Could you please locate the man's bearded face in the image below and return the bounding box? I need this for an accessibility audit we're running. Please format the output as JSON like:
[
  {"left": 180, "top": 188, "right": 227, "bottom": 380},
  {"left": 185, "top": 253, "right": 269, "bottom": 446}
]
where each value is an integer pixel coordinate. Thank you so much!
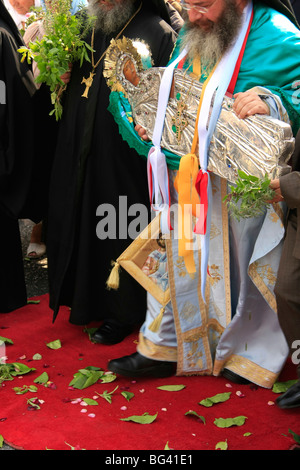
[
  {"left": 88, "top": 0, "right": 135, "bottom": 34},
  {"left": 181, "top": 0, "right": 243, "bottom": 68}
]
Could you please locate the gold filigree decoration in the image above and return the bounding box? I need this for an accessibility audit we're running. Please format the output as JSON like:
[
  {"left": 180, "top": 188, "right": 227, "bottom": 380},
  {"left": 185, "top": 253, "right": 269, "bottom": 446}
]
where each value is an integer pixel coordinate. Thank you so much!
[
  {"left": 251, "top": 261, "right": 276, "bottom": 286},
  {"left": 180, "top": 301, "right": 198, "bottom": 322},
  {"left": 208, "top": 264, "right": 223, "bottom": 286},
  {"left": 103, "top": 37, "right": 152, "bottom": 94}
]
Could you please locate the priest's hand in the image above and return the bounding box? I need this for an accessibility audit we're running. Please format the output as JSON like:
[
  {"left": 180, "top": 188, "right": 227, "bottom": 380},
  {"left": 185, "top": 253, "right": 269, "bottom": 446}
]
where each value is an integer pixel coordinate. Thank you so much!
[
  {"left": 269, "top": 179, "right": 284, "bottom": 203},
  {"left": 233, "top": 90, "right": 270, "bottom": 119},
  {"left": 135, "top": 124, "right": 150, "bottom": 141},
  {"left": 60, "top": 63, "right": 73, "bottom": 85}
]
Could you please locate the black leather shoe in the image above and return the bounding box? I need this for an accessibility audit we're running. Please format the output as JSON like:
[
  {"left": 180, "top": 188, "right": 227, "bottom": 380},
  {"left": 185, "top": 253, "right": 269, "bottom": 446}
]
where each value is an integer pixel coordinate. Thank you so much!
[
  {"left": 91, "top": 321, "right": 133, "bottom": 345},
  {"left": 276, "top": 380, "right": 300, "bottom": 409},
  {"left": 108, "top": 352, "right": 177, "bottom": 378},
  {"left": 222, "top": 368, "right": 251, "bottom": 385}
]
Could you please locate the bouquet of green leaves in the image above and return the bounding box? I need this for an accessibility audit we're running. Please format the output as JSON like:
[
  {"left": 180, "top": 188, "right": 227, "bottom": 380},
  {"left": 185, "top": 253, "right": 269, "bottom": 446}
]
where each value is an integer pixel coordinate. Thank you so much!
[
  {"left": 223, "top": 170, "right": 275, "bottom": 220},
  {"left": 18, "top": 0, "right": 95, "bottom": 120}
]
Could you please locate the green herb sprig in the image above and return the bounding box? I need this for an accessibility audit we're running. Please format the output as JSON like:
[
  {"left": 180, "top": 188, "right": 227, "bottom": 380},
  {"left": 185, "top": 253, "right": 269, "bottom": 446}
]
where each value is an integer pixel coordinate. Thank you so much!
[
  {"left": 18, "top": 0, "right": 95, "bottom": 120},
  {"left": 223, "top": 170, "right": 275, "bottom": 220}
]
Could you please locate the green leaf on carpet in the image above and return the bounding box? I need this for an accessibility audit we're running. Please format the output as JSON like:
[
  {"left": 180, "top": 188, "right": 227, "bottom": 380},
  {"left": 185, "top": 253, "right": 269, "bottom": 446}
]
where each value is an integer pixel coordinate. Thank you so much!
[
  {"left": 32, "top": 353, "right": 42, "bottom": 360},
  {"left": 121, "top": 391, "right": 134, "bottom": 402},
  {"left": 157, "top": 385, "right": 186, "bottom": 391},
  {"left": 11, "top": 363, "right": 36, "bottom": 376},
  {"left": 289, "top": 429, "right": 300, "bottom": 445},
  {"left": 272, "top": 380, "right": 298, "bottom": 394},
  {"left": 96, "top": 386, "right": 119, "bottom": 404},
  {"left": 100, "top": 372, "right": 117, "bottom": 383},
  {"left": 27, "top": 300, "right": 40, "bottom": 304},
  {"left": 199, "top": 392, "right": 231, "bottom": 407},
  {"left": 0, "top": 363, "right": 36, "bottom": 384},
  {"left": 120, "top": 412, "right": 158, "bottom": 424},
  {"left": 13, "top": 384, "right": 38, "bottom": 394},
  {"left": 46, "top": 339, "right": 62, "bottom": 350},
  {"left": 0, "top": 435, "right": 3, "bottom": 448},
  {"left": 34, "top": 372, "right": 49, "bottom": 384},
  {"left": 185, "top": 410, "right": 206, "bottom": 424},
  {"left": 69, "top": 367, "right": 104, "bottom": 390},
  {"left": 214, "top": 416, "right": 247, "bottom": 428},
  {"left": 0, "top": 336, "right": 13, "bottom": 345},
  {"left": 27, "top": 397, "right": 43, "bottom": 410},
  {"left": 215, "top": 440, "right": 228, "bottom": 450},
  {"left": 243, "top": 432, "right": 252, "bottom": 437},
  {"left": 82, "top": 398, "right": 98, "bottom": 406}
]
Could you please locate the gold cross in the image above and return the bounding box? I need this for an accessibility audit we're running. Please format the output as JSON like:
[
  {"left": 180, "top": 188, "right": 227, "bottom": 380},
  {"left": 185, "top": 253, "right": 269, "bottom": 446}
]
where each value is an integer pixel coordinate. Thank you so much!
[
  {"left": 81, "top": 72, "right": 95, "bottom": 98},
  {"left": 172, "top": 100, "right": 188, "bottom": 143}
]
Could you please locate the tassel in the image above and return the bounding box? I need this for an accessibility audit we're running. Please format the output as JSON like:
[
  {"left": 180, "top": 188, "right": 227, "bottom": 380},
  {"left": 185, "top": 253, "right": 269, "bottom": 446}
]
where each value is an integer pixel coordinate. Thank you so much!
[
  {"left": 106, "top": 261, "right": 120, "bottom": 290},
  {"left": 148, "top": 306, "right": 165, "bottom": 333}
]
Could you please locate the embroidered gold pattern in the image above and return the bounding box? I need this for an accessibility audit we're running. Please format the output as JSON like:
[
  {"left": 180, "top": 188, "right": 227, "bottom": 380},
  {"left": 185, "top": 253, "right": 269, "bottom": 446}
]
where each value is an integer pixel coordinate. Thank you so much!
[
  {"left": 179, "top": 301, "right": 198, "bottom": 322},
  {"left": 175, "top": 257, "right": 188, "bottom": 277},
  {"left": 209, "top": 222, "right": 221, "bottom": 240},
  {"left": 251, "top": 261, "right": 276, "bottom": 286},
  {"left": 213, "top": 354, "right": 279, "bottom": 388},
  {"left": 208, "top": 264, "right": 223, "bottom": 287}
]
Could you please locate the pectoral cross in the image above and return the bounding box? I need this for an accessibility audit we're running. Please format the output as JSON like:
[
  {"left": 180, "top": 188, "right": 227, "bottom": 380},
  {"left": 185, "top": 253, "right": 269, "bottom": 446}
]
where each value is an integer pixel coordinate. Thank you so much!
[
  {"left": 81, "top": 71, "right": 95, "bottom": 98},
  {"left": 172, "top": 99, "right": 188, "bottom": 143}
]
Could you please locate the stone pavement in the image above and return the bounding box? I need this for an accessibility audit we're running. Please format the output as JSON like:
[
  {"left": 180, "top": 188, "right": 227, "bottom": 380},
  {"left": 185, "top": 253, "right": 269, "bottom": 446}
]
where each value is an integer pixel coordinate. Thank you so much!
[{"left": 1, "top": 219, "right": 48, "bottom": 451}]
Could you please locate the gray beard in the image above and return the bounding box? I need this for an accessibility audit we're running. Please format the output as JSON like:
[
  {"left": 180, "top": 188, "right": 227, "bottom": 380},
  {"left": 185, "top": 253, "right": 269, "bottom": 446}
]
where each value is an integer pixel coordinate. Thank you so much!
[
  {"left": 88, "top": 0, "right": 136, "bottom": 35},
  {"left": 180, "top": 0, "right": 243, "bottom": 70}
]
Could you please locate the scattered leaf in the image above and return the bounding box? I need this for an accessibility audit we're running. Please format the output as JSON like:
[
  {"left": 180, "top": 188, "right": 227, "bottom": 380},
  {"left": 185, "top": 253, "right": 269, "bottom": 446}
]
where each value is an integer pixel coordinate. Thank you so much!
[
  {"left": 27, "top": 397, "right": 43, "bottom": 410},
  {"left": 13, "top": 385, "right": 38, "bottom": 395},
  {"left": 121, "top": 391, "right": 134, "bottom": 402},
  {"left": 46, "top": 339, "right": 62, "bottom": 350},
  {"left": 82, "top": 398, "right": 98, "bottom": 406},
  {"left": 0, "top": 435, "right": 3, "bottom": 448},
  {"left": 69, "top": 367, "right": 104, "bottom": 390},
  {"left": 289, "top": 429, "right": 300, "bottom": 445},
  {"left": 215, "top": 440, "right": 228, "bottom": 450},
  {"left": 214, "top": 416, "right": 247, "bottom": 428},
  {"left": 96, "top": 386, "right": 119, "bottom": 404},
  {"left": 0, "top": 336, "right": 13, "bottom": 345},
  {"left": 157, "top": 385, "right": 186, "bottom": 392},
  {"left": 27, "top": 300, "right": 40, "bottom": 304},
  {"left": 164, "top": 441, "right": 172, "bottom": 450},
  {"left": 100, "top": 372, "right": 117, "bottom": 383},
  {"left": 243, "top": 432, "right": 252, "bottom": 437},
  {"left": 32, "top": 354, "right": 42, "bottom": 360},
  {"left": 34, "top": 372, "right": 49, "bottom": 385},
  {"left": 199, "top": 392, "right": 231, "bottom": 407},
  {"left": 272, "top": 380, "right": 298, "bottom": 394},
  {"left": 120, "top": 412, "right": 158, "bottom": 424},
  {"left": 185, "top": 410, "right": 206, "bottom": 424}
]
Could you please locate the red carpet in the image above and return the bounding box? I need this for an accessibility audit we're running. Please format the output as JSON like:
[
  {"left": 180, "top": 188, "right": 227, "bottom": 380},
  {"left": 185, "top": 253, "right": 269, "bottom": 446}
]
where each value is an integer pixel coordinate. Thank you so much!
[{"left": 0, "top": 294, "right": 299, "bottom": 451}]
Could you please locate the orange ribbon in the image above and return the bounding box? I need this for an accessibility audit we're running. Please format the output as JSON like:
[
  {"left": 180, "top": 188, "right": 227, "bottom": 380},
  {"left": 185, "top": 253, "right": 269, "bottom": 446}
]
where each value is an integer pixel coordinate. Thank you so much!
[{"left": 174, "top": 59, "right": 217, "bottom": 273}]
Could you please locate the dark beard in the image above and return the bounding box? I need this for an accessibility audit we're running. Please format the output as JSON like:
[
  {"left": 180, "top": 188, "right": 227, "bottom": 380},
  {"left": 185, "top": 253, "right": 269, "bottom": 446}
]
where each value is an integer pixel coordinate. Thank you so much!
[
  {"left": 88, "top": 0, "right": 136, "bottom": 35},
  {"left": 181, "top": 0, "right": 243, "bottom": 69}
]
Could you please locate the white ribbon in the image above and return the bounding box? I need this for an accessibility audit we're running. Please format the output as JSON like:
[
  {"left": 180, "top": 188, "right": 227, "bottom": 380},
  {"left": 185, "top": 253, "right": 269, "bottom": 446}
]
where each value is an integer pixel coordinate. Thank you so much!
[
  {"left": 147, "top": 47, "right": 188, "bottom": 234},
  {"left": 197, "top": 1, "right": 253, "bottom": 300}
]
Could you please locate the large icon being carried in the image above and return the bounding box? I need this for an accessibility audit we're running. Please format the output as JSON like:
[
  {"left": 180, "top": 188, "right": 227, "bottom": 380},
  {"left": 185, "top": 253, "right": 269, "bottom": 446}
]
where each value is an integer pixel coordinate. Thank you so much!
[{"left": 104, "top": 37, "right": 294, "bottom": 183}]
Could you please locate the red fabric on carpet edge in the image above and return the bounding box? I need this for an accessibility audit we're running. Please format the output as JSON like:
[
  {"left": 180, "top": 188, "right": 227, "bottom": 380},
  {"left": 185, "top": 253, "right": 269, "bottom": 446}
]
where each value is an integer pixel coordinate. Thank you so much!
[{"left": 0, "top": 294, "right": 299, "bottom": 451}]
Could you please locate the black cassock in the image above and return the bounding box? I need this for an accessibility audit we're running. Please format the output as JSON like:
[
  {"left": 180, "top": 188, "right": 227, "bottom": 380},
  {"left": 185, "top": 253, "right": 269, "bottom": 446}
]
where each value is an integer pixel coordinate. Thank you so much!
[
  {"left": 47, "top": 2, "right": 176, "bottom": 326},
  {"left": 0, "top": 1, "right": 56, "bottom": 312}
]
